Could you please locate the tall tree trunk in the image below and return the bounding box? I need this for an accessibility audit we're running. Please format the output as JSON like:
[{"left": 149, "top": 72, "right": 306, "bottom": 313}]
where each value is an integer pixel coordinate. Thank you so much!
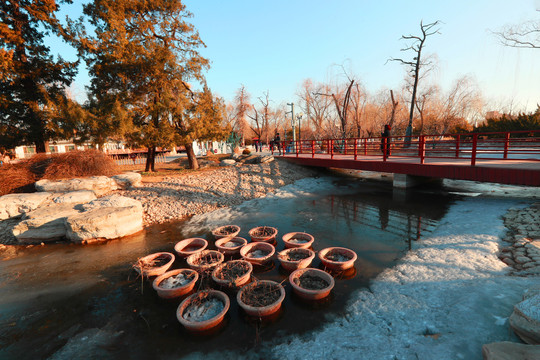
[
  {"left": 185, "top": 143, "right": 199, "bottom": 170},
  {"left": 145, "top": 146, "right": 156, "bottom": 172},
  {"left": 35, "top": 140, "right": 47, "bottom": 153}
]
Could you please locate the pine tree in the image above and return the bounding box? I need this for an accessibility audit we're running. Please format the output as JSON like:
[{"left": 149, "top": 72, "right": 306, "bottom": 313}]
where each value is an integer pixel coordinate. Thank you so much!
[
  {"left": 75, "top": 0, "right": 212, "bottom": 171},
  {"left": 0, "top": 0, "right": 77, "bottom": 153}
]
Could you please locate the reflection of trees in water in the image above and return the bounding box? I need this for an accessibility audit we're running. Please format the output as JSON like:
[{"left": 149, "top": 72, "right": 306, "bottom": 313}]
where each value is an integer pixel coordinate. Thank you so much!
[{"left": 324, "top": 195, "right": 438, "bottom": 247}]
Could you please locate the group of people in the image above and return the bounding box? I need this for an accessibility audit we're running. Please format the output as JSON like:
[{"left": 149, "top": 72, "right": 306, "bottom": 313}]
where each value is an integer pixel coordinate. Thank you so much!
[{"left": 252, "top": 133, "right": 282, "bottom": 155}]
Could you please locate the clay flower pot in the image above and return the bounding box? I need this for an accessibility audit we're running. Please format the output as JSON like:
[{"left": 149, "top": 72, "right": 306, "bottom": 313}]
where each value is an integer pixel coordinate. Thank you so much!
[
  {"left": 282, "top": 232, "right": 314, "bottom": 249},
  {"left": 186, "top": 250, "right": 224, "bottom": 271},
  {"left": 240, "top": 242, "right": 275, "bottom": 266},
  {"left": 152, "top": 268, "right": 198, "bottom": 299},
  {"left": 289, "top": 268, "right": 335, "bottom": 300},
  {"left": 237, "top": 280, "right": 286, "bottom": 317},
  {"left": 215, "top": 237, "right": 248, "bottom": 255},
  {"left": 212, "top": 225, "right": 241, "bottom": 239},
  {"left": 174, "top": 238, "right": 208, "bottom": 258},
  {"left": 177, "top": 290, "right": 230, "bottom": 332},
  {"left": 278, "top": 248, "right": 315, "bottom": 272},
  {"left": 318, "top": 247, "right": 357, "bottom": 271},
  {"left": 133, "top": 252, "right": 175, "bottom": 277},
  {"left": 212, "top": 260, "right": 253, "bottom": 288},
  {"left": 248, "top": 226, "right": 278, "bottom": 243}
]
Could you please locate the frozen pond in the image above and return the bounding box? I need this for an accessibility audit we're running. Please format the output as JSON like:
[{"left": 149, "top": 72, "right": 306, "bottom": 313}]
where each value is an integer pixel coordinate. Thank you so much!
[{"left": 1, "top": 174, "right": 465, "bottom": 359}]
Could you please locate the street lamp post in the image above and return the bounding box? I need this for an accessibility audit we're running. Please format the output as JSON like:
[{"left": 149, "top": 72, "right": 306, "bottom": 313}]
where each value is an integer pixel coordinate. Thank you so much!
[{"left": 287, "top": 102, "right": 295, "bottom": 151}]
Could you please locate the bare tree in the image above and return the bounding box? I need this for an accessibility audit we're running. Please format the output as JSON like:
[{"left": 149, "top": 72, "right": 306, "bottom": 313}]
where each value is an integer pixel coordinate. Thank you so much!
[
  {"left": 349, "top": 82, "right": 368, "bottom": 137},
  {"left": 389, "top": 20, "right": 441, "bottom": 140},
  {"left": 494, "top": 17, "right": 540, "bottom": 49},
  {"left": 297, "top": 79, "right": 334, "bottom": 138},
  {"left": 233, "top": 85, "right": 251, "bottom": 145},
  {"left": 247, "top": 90, "right": 273, "bottom": 145}
]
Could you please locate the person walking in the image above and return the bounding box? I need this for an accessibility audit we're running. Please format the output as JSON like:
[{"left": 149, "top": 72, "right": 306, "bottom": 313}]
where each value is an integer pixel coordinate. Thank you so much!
[
  {"left": 381, "top": 124, "right": 391, "bottom": 157},
  {"left": 274, "top": 133, "right": 281, "bottom": 155}
]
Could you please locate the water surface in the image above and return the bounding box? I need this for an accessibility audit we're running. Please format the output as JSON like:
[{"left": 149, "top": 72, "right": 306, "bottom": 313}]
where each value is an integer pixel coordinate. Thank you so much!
[{"left": 0, "top": 175, "right": 457, "bottom": 359}]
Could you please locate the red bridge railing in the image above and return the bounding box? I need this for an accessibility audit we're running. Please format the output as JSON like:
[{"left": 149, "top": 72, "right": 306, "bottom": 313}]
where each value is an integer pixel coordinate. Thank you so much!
[{"left": 277, "top": 130, "right": 540, "bottom": 165}]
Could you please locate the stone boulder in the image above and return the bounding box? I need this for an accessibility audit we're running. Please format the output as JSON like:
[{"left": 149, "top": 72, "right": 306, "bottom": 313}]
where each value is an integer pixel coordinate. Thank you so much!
[
  {"left": 0, "top": 192, "right": 53, "bottom": 220},
  {"left": 509, "top": 287, "right": 540, "bottom": 344},
  {"left": 35, "top": 176, "right": 118, "bottom": 196},
  {"left": 52, "top": 190, "right": 97, "bottom": 204},
  {"left": 12, "top": 203, "right": 82, "bottom": 244},
  {"left": 65, "top": 195, "right": 143, "bottom": 243},
  {"left": 220, "top": 159, "right": 236, "bottom": 167},
  {"left": 111, "top": 172, "right": 142, "bottom": 189},
  {"left": 482, "top": 341, "right": 540, "bottom": 360}
]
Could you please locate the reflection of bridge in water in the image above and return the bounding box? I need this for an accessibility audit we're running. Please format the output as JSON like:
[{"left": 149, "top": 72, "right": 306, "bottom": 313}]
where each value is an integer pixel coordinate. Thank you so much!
[
  {"left": 325, "top": 194, "right": 439, "bottom": 251},
  {"left": 278, "top": 130, "right": 540, "bottom": 187}
]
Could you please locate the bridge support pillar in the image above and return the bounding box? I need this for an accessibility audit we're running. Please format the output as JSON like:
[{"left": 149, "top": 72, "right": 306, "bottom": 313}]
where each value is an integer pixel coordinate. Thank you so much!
[{"left": 393, "top": 174, "right": 442, "bottom": 189}]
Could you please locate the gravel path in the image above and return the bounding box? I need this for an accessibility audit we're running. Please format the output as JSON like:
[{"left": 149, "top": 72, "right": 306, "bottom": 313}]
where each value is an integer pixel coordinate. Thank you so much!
[{"left": 118, "top": 159, "right": 318, "bottom": 225}]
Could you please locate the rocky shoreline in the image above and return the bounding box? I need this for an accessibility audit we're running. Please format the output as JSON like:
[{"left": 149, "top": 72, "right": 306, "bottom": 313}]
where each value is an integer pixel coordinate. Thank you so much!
[
  {"left": 118, "top": 158, "right": 318, "bottom": 225},
  {"left": 0, "top": 158, "right": 318, "bottom": 246}
]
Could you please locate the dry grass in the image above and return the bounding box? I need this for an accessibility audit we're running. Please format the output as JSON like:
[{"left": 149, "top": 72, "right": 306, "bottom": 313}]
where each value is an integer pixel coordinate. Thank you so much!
[{"left": 0, "top": 150, "right": 120, "bottom": 196}]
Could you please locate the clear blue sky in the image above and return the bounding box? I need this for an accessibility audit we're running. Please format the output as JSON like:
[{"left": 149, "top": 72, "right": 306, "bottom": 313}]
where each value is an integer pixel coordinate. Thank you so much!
[{"left": 55, "top": 0, "right": 540, "bottom": 112}]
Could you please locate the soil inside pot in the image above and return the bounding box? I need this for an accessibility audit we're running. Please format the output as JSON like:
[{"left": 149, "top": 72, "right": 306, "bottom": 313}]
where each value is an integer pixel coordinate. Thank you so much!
[
  {"left": 294, "top": 274, "right": 330, "bottom": 290},
  {"left": 215, "top": 226, "right": 238, "bottom": 235},
  {"left": 325, "top": 251, "right": 352, "bottom": 262},
  {"left": 160, "top": 272, "right": 195, "bottom": 289},
  {"left": 136, "top": 254, "right": 170, "bottom": 270},
  {"left": 251, "top": 226, "right": 275, "bottom": 237},
  {"left": 193, "top": 253, "right": 221, "bottom": 266},
  {"left": 183, "top": 295, "right": 225, "bottom": 322},
  {"left": 247, "top": 249, "right": 269, "bottom": 258},
  {"left": 215, "top": 262, "right": 250, "bottom": 281},
  {"left": 280, "top": 250, "right": 309, "bottom": 262},
  {"left": 241, "top": 283, "right": 281, "bottom": 307}
]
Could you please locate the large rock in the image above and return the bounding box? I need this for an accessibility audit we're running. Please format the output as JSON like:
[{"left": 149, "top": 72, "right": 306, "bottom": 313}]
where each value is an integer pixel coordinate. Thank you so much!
[
  {"left": 509, "top": 288, "right": 540, "bottom": 344},
  {"left": 35, "top": 176, "right": 118, "bottom": 196},
  {"left": 482, "top": 341, "right": 540, "bottom": 360},
  {"left": 220, "top": 159, "right": 236, "bottom": 166},
  {"left": 65, "top": 195, "right": 143, "bottom": 243},
  {"left": 111, "top": 172, "right": 142, "bottom": 189},
  {"left": 52, "top": 190, "right": 97, "bottom": 204},
  {"left": 12, "top": 203, "right": 81, "bottom": 244},
  {"left": 0, "top": 192, "right": 53, "bottom": 220}
]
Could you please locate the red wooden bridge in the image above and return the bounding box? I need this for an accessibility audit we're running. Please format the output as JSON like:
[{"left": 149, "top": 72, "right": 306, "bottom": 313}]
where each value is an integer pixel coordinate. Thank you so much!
[{"left": 276, "top": 130, "right": 540, "bottom": 187}]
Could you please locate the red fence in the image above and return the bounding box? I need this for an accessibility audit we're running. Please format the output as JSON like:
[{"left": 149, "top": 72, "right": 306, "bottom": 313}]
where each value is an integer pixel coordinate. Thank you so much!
[{"left": 278, "top": 130, "right": 540, "bottom": 165}]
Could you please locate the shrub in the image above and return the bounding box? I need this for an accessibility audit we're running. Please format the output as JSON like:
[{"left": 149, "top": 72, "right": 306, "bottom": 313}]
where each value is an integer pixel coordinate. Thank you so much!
[{"left": 0, "top": 150, "right": 120, "bottom": 196}]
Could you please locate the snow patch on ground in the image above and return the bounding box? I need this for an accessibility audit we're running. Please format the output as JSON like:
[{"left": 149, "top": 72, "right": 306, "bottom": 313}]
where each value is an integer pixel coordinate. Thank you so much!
[{"left": 266, "top": 197, "right": 538, "bottom": 360}]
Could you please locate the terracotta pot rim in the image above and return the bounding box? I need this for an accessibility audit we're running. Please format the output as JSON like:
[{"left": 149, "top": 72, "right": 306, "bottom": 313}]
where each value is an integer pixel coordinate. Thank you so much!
[
  {"left": 186, "top": 250, "right": 225, "bottom": 270},
  {"left": 282, "top": 232, "right": 315, "bottom": 248},
  {"left": 215, "top": 237, "right": 248, "bottom": 253},
  {"left": 153, "top": 268, "right": 198, "bottom": 290},
  {"left": 176, "top": 290, "right": 230, "bottom": 330},
  {"left": 152, "top": 268, "right": 199, "bottom": 298},
  {"left": 237, "top": 280, "right": 286, "bottom": 314},
  {"left": 133, "top": 252, "right": 175, "bottom": 277},
  {"left": 289, "top": 268, "right": 335, "bottom": 294},
  {"left": 278, "top": 248, "right": 315, "bottom": 264},
  {"left": 212, "top": 260, "right": 253, "bottom": 285},
  {"left": 212, "top": 225, "right": 241, "bottom": 239},
  {"left": 248, "top": 226, "right": 278, "bottom": 241},
  {"left": 240, "top": 242, "right": 275, "bottom": 264},
  {"left": 318, "top": 247, "right": 358, "bottom": 264},
  {"left": 174, "top": 238, "right": 209, "bottom": 257}
]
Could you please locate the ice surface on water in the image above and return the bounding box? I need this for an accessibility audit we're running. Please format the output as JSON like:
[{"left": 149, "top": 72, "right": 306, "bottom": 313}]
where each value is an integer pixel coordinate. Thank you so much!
[{"left": 265, "top": 197, "right": 539, "bottom": 360}]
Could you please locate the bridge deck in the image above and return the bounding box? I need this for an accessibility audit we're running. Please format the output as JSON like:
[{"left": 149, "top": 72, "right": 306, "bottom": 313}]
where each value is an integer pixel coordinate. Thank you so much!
[{"left": 278, "top": 153, "right": 540, "bottom": 187}]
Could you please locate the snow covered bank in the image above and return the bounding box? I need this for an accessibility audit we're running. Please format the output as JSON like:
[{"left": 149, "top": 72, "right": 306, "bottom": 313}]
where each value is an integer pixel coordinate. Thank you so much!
[{"left": 269, "top": 197, "right": 538, "bottom": 360}]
